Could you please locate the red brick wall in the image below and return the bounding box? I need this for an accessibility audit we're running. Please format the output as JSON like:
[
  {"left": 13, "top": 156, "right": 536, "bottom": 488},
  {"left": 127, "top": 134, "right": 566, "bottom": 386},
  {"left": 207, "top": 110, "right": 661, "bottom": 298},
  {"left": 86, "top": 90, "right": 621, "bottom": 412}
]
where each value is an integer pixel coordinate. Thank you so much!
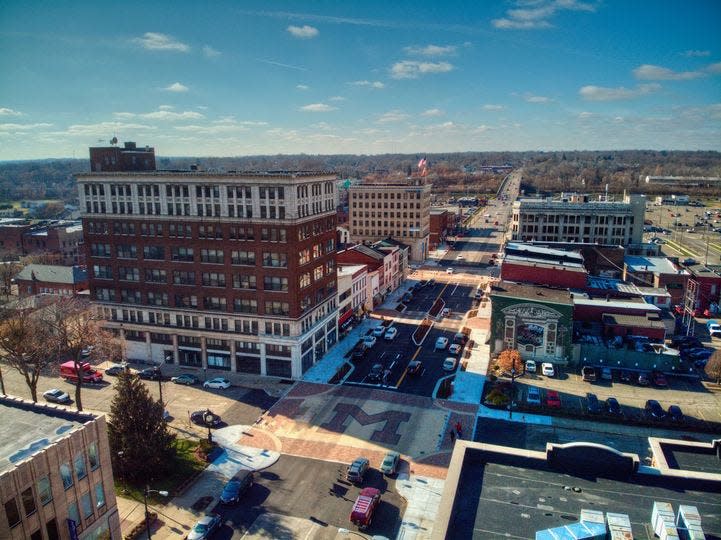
[
  {"left": 573, "top": 302, "right": 658, "bottom": 322},
  {"left": 501, "top": 261, "right": 588, "bottom": 289},
  {"left": 16, "top": 278, "right": 88, "bottom": 298}
]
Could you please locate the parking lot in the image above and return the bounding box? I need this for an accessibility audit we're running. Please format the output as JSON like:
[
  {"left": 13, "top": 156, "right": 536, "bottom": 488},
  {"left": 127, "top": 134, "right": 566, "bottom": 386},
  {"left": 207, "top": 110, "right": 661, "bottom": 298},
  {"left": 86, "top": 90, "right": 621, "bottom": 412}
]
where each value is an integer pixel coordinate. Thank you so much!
[{"left": 343, "top": 279, "right": 479, "bottom": 396}]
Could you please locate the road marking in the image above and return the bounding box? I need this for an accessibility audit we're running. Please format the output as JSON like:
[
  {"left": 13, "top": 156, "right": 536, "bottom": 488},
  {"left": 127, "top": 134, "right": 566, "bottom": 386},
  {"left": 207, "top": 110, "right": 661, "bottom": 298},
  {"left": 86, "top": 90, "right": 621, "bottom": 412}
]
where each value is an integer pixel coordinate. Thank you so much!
[
  {"left": 379, "top": 351, "right": 386, "bottom": 359},
  {"left": 389, "top": 361, "right": 396, "bottom": 370}
]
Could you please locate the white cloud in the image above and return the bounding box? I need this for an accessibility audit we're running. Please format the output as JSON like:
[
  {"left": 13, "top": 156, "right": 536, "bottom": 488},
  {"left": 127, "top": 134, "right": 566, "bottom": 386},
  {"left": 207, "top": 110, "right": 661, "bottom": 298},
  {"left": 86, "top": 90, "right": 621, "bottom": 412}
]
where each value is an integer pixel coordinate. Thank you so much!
[
  {"left": 376, "top": 110, "right": 409, "bottom": 123},
  {"left": 493, "top": 0, "right": 596, "bottom": 30},
  {"left": 579, "top": 83, "right": 660, "bottom": 101},
  {"left": 296, "top": 84, "right": 310, "bottom": 90},
  {"left": 287, "top": 25, "right": 319, "bottom": 39},
  {"left": 633, "top": 64, "right": 703, "bottom": 81},
  {"left": 299, "top": 103, "right": 337, "bottom": 112},
  {"left": 578, "top": 111, "right": 595, "bottom": 119},
  {"left": 483, "top": 104, "right": 505, "bottom": 111},
  {"left": 59, "top": 122, "right": 154, "bottom": 136},
  {"left": 0, "top": 122, "right": 53, "bottom": 131},
  {"left": 132, "top": 32, "right": 189, "bottom": 52},
  {"left": 164, "top": 82, "right": 189, "bottom": 92},
  {"left": 114, "top": 109, "right": 204, "bottom": 120},
  {"left": 390, "top": 61, "right": 453, "bottom": 79},
  {"left": 524, "top": 94, "right": 551, "bottom": 103},
  {"left": 158, "top": 105, "right": 174, "bottom": 111},
  {"left": 203, "top": 45, "right": 221, "bottom": 58},
  {"left": 682, "top": 50, "right": 710, "bottom": 57},
  {"left": 349, "top": 80, "right": 385, "bottom": 89},
  {"left": 329, "top": 96, "right": 346, "bottom": 101},
  {"left": 706, "top": 62, "right": 721, "bottom": 74},
  {"left": 0, "top": 107, "right": 23, "bottom": 116},
  {"left": 421, "top": 108, "right": 444, "bottom": 117},
  {"left": 404, "top": 44, "right": 456, "bottom": 56}
]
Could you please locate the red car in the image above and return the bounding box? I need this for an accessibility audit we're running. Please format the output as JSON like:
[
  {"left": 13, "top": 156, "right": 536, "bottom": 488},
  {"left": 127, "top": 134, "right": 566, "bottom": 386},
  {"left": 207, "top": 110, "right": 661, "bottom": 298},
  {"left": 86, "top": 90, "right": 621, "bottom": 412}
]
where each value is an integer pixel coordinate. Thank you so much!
[
  {"left": 546, "top": 390, "right": 561, "bottom": 408},
  {"left": 350, "top": 487, "right": 381, "bottom": 529},
  {"left": 652, "top": 371, "right": 668, "bottom": 387}
]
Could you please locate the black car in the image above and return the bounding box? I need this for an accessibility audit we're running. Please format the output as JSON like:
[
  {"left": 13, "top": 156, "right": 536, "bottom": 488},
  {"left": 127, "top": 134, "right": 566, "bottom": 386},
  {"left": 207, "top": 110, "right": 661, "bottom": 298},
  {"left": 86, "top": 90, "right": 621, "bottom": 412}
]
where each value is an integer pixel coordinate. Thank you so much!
[
  {"left": 138, "top": 367, "right": 162, "bottom": 380},
  {"left": 645, "top": 399, "right": 665, "bottom": 419},
  {"left": 407, "top": 360, "right": 423, "bottom": 375},
  {"left": 606, "top": 397, "right": 622, "bottom": 416},
  {"left": 346, "top": 457, "right": 370, "bottom": 483},
  {"left": 367, "top": 363, "right": 383, "bottom": 382},
  {"left": 619, "top": 370, "right": 632, "bottom": 383},
  {"left": 190, "top": 409, "right": 222, "bottom": 427},
  {"left": 219, "top": 470, "right": 253, "bottom": 504},
  {"left": 667, "top": 405, "right": 684, "bottom": 422},
  {"left": 586, "top": 393, "right": 601, "bottom": 414},
  {"left": 351, "top": 343, "right": 368, "bottom": 362}
]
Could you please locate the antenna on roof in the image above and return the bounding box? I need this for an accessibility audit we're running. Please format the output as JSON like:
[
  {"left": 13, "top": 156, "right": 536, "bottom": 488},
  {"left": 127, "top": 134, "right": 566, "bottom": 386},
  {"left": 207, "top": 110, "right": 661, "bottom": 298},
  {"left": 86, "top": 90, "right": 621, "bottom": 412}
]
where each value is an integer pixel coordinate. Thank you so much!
[{"left": 110, "top": 136, "right": 118, "bottom": 146}]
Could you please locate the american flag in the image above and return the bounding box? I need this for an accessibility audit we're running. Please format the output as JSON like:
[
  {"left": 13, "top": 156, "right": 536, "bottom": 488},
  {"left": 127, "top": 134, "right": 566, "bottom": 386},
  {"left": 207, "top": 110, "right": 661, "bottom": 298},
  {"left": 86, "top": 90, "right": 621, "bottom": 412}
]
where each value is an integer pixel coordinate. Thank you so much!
[{"left": 417, "top": 158, "right": 427, "bottom": 170}]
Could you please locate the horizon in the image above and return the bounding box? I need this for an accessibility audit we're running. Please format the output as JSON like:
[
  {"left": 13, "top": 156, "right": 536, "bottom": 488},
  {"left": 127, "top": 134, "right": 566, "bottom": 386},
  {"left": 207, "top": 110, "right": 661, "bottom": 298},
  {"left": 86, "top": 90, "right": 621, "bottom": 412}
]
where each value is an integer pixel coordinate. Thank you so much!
[{"left": 1, "top": 1, "right": 720, "bottom": 160}]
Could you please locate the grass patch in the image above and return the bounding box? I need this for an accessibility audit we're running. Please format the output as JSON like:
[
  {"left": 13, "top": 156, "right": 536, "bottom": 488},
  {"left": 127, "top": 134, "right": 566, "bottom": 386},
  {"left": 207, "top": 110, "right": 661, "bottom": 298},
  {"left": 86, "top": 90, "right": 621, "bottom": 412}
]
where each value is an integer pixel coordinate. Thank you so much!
[{"left": 114, "top": 439, "right": 207, "bottom": 503}]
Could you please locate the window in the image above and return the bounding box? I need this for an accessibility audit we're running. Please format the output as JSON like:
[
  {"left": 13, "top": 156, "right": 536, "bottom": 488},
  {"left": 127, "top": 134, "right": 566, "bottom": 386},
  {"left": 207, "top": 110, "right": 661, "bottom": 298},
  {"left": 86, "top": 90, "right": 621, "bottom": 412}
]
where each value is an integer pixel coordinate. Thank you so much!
[
  {"left": 171, "top": 247, "right": 194, "bottom": 262},
  {"left": 173, "top": 271, "right": 195, "bottom": 285},
  {"left": 202, "top": 272, "right": 226, "bottom": 287},
  {"left": 201, "top": 249, "right": 224, "bottom": 264},
  {"left": 298, "top": 249, "right": 310, "bottom": 265},
  {"left": 4, "top": 498, "right": 20, "bottom": 528},
  {"left": 143, "top": 245, "right": 165, "bottom": 260},
  {"left": 265, "top": 301, "right": 290, "bottom": 316},
  {"left": 21, "top": 487, "right": 36, "bottom": 516},
  {"left": 174, "top": 294, "right": 197, "bottom": 308},
  {"left": 60, "top": 463, "right": 73, "bottom": 489},
  {"left": 80, "top": 492, "right": 93, "bottom": 519},
  {"left": 262, "top": 252, "right": 287, "bottom": 268},
  {"left": 118, "top": 267, "right": 139, "bottom": 282},
  {"left": 30, "top": 530, "right": 42, "bottom": 540},
  {"left": 145, "top": 269, "right": 167, "bottom": 283},
  {"left": 75, "top": 452, "right": 87, "bottom": 480},
  {"left": 67, "top": 501, "right": 80, "bottom": 526},
  {"left": 264, "top": 276, "right": 288, "bottom": 291},
  {"left": 116, "top": 244, "right": 137, "bottom": 259},
  {"left": 299, "top": 273, "right": 311, "bottom": 289},
  {"left": 91, "top": 243, "right": 111, "bottom": 257},
  {"left": 203, "top": 297, "right": 227, "bottom": 311},
  {"left": 233, "top": 298, "right": 257, "bottom": 314},
  {"left": 231, "top": 250, "right": 255, "bottom": 265},
  {"left": 46, "top": 518, "right": 60, "bottom": 540},
  {"left": 233, "top": 274, "right": 256, "bottom": 290},
  {"left": 88, "top": 442, "right": 99, "bottom": 470},
  {"left": 93, "top": 265, "right": 112, "bottom": 279},
  {"left": 37, "top": 477, "right": 52, "bottom": 505}
]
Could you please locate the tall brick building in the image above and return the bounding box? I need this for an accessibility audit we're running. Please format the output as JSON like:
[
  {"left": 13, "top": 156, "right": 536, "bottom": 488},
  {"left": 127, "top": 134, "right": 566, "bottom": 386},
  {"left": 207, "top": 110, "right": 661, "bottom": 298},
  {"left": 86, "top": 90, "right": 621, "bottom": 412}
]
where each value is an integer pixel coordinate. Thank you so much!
[{"left": 77, "top": 144, "right": 339, "bottom": 379}]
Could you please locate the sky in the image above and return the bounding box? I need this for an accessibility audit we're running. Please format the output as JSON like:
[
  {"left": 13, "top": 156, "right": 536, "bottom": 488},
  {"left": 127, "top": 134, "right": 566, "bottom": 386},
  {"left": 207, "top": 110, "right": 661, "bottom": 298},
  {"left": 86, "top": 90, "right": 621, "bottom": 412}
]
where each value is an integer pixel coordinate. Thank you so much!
[{"left": 1, "top": 0, "right": 720, "bottom": 160}]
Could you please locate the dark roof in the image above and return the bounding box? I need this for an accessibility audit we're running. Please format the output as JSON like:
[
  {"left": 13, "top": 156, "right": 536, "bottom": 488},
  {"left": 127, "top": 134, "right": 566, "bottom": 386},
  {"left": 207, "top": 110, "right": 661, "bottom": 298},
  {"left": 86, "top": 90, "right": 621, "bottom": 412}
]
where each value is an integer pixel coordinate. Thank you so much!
[
  {"left": 349, "top": 244, "right": 387, "bottom": 261},
  {"left": 490, "top": 281, "right": 573, "bottom": 305},
  {"left": 374, "top": 237, "right": 409, "bottom": 250},
  {"left": 15, "top": 264, "right": 88, "bottom": 284},
  {"left": 601, "top": 313, "right": 667, "bottom": 329}
]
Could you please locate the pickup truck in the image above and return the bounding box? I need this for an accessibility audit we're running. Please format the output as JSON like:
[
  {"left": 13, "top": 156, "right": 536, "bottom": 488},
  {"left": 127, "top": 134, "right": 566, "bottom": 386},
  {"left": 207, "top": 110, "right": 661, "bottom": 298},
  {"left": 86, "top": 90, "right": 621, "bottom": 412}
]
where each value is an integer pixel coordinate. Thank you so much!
[{"left": 350, "top": 487, "right": 381, "bottom": 529}]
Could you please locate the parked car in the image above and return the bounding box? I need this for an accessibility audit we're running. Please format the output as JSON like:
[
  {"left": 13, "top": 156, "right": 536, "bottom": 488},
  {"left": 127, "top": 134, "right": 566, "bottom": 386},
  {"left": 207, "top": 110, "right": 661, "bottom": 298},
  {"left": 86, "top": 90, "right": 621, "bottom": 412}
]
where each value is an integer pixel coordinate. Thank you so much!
[
  {"left": 384, "top": 327, "right": 398, "bottom": 341},
  {"left": 407, "top": 360, "right": 423, "bottom": 375},
  {"left": 190, "top": 410, "right": 222, "bottom": 427},
  {"left": 349, "top": 487, "right": 381, "bottom": 530},
  {"left": 187, "top": 514, "right": 221, "bottom": 540},
  {"left": 586, "top": 393, "right": 601, "bottom": 414},
  {"left": 581, "top": 366, "right": 596, "bottom": 382},
  {"left": 351, "top": 343, "right": 369, "bottom": 362},
  {"left": 219, "top": 470, "right": 253, "bottom": 504},
  {"left": 541, "top": 363, "right": 555, "bottom": 377},
  {"left": 546, "top": 390, "right": 561, "bottom": 408},
  {"left": 606, "top": 397, "right": 622, "bottom": 416},
  {"left": 448, "top": 344, "right": 462, "bottom": 355},
  {"left": 171, "top": 373, "right": 199, "bottom": 385},
  {"left": 667, "top": 405, "right": 684, "bottom": 422},
  {"left": 138, "top": 367, "right": 163, "bottom": 381},
  {"left": 681, "top": 258, "right": 697, "bottom": 266},
  {"left": 203, "top": 377, "right": 231, "bottom": 389},
  {"left": 442, "top": 307, "right": 451, "bottom": 317},
  {"left": 671, "top": 335, "right": 701, "bottom": 348},
  {"left": 652, "top": 371, "right": 668, "bottom": 387},
  {"left": 367, "top": 364, "right": 384, "bottom": 382},
  {"left": 105, "top": 363, "right": 129, "bottom": 376},
  {"left": 363, "top": 335, "right": 377, "bottom": 348},
  {"left": 346, "top": 457, "right": 370, "bottom": 483},
  {"left": 453, "top": 332, "right": 467, "bottom": 344},
  {"left": 435, "top": 337, "right": 449, "bottom": 350},
  {"left": 43, "top": 388, "right": 71, "bottom": 404},
  {"left": 685, "top": 348, "right": 714, "bottom": 361},
  {"left": 372, "top": 325, "right": 386, "bottom": 338},
  {"left": 645, "top": 399, "right": 665, "bottom": 419},
  {"left": 525, "top": 360, "right": 537, "bottom": 373},
  {"left": 637, "top": 372, "right": 650, "bottom": 386},
  {"left": 379, "top": 451, "right": 400, "bottom": 475},
  {"left": 526, "top": 386, "right": 541, "bottom": 405},
  {"left": 446, "top": 267, "right": 454, "bottom": 274},
  {"left": 442, "top": 357, "right": 458, "bottom": 371}
]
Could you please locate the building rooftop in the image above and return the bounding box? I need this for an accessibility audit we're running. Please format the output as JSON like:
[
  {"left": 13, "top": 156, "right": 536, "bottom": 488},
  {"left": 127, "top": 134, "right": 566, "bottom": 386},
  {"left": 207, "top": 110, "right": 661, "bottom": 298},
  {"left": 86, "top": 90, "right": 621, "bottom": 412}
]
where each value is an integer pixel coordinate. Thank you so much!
[
  {"left": 602, "top": 312, "right": 667, "bottom": 329},
  {"left": 0, "top": 397, "right": 94, "bottom": 474},
  {"left": 337, "top": 264, "right": 367, "bottom": 276},
  {"left": 504, "top": 255, "right": 586, "bottom": 271},
  {"left": 573, "top": 297, "right": 660, "bottom": 311},
  {"left": 687, "top": 265, "right": 721, "bottom": 279},
  {"left": 77, "top": 170, "right": 337, "bottom": 179},
  {"left": 434, "top": 440, "right": 721, "bottom": 540},
  {"left": 490, "top": 281, "right": 573, "bottom": 305},
  {"left": 625, "top": 256, "right": 684, "bottom": 275},
  {"left": 15, "top": 264, "right": 88, "bottom": 285},
  {"left": 505, "top": 242, "right": 585, "bottom": 263}
]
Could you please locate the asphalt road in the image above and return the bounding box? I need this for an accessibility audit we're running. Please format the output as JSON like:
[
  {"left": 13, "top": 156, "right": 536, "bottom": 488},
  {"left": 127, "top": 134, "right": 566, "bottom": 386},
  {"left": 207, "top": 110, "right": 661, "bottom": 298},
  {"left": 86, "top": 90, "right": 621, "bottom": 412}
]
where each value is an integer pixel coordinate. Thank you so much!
[{"left": 211, "top": 454, "right": 406, "bottom": 540}]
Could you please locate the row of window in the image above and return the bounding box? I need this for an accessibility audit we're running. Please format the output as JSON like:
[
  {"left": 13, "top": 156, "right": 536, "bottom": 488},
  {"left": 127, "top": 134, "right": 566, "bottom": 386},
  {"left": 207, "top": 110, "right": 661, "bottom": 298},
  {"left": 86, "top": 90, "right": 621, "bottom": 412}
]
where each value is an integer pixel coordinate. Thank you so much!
[
  {"left": 90, "top": 245, "right": 297, "bottom": 267},
  {"left": 351, "top": 190, "right": 423, "bottom": 199}
]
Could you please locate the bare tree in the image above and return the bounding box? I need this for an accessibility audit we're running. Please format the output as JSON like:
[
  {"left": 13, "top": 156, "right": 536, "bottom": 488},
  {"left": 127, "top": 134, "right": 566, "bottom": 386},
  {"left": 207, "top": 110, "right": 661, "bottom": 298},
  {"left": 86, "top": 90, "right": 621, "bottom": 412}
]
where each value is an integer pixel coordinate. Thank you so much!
[
  {"left": 0, "top": 307, "right": 54, "bottom": 402},
  {"left": 42, "top": 297, "right": 117, "bottom": 411},
  {"left": 0, "top": 262, "right": 22, "bottom": 300},
  {"left": 705, "top": 350, "right": 721, "bottom": 385}
]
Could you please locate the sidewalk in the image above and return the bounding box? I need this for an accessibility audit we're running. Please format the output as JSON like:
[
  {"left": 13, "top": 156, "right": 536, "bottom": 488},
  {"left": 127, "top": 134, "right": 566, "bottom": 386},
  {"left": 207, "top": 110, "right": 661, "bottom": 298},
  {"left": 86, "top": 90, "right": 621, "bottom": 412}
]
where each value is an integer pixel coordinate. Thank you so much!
[{"left": 395, "top": 473, "right": 445, "bottom": 540}]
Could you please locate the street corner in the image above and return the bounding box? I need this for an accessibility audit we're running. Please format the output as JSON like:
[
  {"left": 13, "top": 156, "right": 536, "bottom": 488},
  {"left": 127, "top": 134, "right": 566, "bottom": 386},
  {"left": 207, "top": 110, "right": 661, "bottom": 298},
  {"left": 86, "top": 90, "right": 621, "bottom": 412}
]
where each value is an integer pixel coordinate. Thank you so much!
[{"left": 211, "top": 424, "right": 282, "bottom": 472}]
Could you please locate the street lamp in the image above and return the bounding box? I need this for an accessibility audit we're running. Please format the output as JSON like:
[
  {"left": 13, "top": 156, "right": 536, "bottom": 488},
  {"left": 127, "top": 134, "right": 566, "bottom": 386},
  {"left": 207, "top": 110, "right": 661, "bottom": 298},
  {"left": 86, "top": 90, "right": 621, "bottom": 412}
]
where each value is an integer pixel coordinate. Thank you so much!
[
  {"left": 508, "top": 367, "right": 517, "bottom": 419},
  {"left": 203, "top": 409, "right": 215, "bottom": 442},
  {"left": 143, "top": 486, "right": 168, "bottom": 540}
]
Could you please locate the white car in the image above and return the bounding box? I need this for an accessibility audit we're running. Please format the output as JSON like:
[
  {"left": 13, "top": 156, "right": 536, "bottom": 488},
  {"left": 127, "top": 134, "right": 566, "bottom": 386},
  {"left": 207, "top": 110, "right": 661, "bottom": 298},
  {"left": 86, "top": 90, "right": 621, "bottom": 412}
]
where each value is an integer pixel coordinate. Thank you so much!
[
  {"left": 456, "top": 255, "right": 464, "bottom": 260},
  {"left": 442, "top": 308, "right": 451, "bottom": 317},
  {"left": 363, "top": 335, "right": 377, "bottom": 348},
  {"left": 525, "top": 360, "right": 537, "bottom": 373},
  {"left": 384, "top": 327, "right": 398, "bottom": 341},
  {"left": 541, "top": 363, "right": 555, "bottom": 377},
  {"left": 435, "top": 337, "right": 449, "bottom": 350},
  {"left": 446, "top": 267, "right": 454, "bottom": 274},
  {"left": 442, "top": 357, "right": 458, "bottom": 371},
  {"left": 372, "top": 325, "right": 386, "bottom": 337},
  {"left": 449, "top": 344, "right": 462, "bottom": 355},
  {"left": 203, "top": 377, "right": 231, "bottom": 389}
]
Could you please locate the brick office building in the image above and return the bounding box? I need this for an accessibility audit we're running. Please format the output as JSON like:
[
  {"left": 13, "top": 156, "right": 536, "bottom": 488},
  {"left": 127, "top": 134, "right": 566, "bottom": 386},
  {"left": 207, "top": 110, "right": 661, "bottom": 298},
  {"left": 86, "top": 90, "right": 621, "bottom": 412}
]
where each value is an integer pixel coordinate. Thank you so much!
[
  {"left": 14, "top": 264, "right": 89, "bottom": 298},
  {"left": 0, "top": 221, "right": 84, "bottom": 265},
  {"left": 77, "top": 144, "right": 339, "bottom": 379}
]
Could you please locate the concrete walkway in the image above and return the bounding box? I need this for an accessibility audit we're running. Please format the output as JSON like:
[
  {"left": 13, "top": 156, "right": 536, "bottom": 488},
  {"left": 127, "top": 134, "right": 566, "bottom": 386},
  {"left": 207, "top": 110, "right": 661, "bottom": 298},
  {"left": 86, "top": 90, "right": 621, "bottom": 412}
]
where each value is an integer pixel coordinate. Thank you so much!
[{"left": 395, "top": 473, "right": 445, "bottom": 540}]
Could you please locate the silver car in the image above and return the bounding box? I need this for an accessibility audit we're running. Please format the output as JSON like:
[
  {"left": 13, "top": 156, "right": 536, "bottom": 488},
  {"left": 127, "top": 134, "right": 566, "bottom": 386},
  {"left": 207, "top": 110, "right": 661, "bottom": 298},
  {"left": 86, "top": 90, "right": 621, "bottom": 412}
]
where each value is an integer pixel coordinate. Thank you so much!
[{"left": 187, "top": 514, "right": 221, "bottom": 540}]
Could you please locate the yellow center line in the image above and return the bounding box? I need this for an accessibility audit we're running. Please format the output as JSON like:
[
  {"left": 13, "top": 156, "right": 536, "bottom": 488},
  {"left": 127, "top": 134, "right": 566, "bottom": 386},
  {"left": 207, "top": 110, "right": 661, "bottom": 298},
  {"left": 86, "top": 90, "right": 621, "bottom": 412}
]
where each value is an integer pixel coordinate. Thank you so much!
[{"left": 394, "top": 281, "right": 451, "bottom": 388}]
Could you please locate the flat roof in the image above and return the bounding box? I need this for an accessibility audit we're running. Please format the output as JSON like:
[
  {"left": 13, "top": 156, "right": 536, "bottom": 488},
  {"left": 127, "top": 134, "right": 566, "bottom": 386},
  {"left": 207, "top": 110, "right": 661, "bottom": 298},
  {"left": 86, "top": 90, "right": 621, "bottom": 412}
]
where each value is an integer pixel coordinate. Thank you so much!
[
  {"left": 602, "top": 313, "right": 667, "bottom": 328},
  {"left": 337, "top": 264, "right": 366, "bottom": 275},
  {"left": 448, "top": 459, "right": 721, "bottom": 539},
  {"left": 625, "top": 256, "right": 682, "bottom": 275},
  {"left": 504, "top": 255, "right": 586, "bottom": 271},
  {"left": 0, "top": 398, "right": 93, "bottom": 474},
  {"left": 574, "top": 297, "right": 660, "bottom": 311},
  {"left": 505, "top": 242, "right": 584, "bottom": 262},
  {"left": 490, "top": 281, "right": 573, "bottom": 305}
]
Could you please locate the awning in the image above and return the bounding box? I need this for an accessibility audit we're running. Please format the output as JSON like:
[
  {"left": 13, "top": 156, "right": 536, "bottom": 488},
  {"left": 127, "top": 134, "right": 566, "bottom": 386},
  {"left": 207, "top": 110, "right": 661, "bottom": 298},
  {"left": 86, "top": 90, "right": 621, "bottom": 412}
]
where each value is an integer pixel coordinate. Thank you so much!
[
  {"left": 338, "top": 309, "right": 354, "bottom": 325},
  {"left": 340, "top": 318, "right": 354, "bottom": 331}
]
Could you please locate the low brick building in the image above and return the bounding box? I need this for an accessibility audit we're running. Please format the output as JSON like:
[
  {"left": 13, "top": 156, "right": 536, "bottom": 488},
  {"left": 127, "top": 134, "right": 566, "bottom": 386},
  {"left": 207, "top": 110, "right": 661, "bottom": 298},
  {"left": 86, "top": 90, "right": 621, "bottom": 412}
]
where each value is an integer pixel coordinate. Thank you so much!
[
  {"left": 14, "top": 264, "right": 89, "bottom": 298},
  {"left": 430, "top": 209, "right": 453, "bottom": 250}
]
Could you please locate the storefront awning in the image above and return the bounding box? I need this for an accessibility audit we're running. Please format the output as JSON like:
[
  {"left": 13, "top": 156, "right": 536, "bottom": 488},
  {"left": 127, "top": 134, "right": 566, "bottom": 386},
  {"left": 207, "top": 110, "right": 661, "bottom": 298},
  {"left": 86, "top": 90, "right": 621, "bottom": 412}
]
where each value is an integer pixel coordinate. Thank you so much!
[{"left": 338, "top": 309, "right": 354, "bottom": 325}]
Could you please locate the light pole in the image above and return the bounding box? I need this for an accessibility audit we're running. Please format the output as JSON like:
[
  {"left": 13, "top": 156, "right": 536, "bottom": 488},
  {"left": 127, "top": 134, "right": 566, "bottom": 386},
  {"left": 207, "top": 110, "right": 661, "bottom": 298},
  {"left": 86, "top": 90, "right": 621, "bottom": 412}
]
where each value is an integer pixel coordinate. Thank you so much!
[
  {"left": 508, "top": 367, "right": 517, "bottom": 420},
  {"left": 143, "top": 486, "right": 168, "bottom": 540},
  {"left": 203, "top": 409, "right": 215, "bottom": 443}
]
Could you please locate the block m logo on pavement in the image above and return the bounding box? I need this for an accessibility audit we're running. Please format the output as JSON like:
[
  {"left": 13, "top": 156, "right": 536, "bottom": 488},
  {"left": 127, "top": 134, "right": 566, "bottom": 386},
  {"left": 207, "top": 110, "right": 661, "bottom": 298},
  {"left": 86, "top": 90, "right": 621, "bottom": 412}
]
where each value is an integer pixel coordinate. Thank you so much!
[{"left": 321, "top": 403, "right": 411, "bottom": 445}]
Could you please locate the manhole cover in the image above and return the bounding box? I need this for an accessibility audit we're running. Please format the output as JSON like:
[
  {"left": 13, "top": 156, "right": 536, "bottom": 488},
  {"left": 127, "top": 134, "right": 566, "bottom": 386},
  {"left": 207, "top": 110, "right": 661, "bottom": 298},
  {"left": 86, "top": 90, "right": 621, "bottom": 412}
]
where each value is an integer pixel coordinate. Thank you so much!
[{"left": 191, "top": 496, "right": 213, "bottom": 512}]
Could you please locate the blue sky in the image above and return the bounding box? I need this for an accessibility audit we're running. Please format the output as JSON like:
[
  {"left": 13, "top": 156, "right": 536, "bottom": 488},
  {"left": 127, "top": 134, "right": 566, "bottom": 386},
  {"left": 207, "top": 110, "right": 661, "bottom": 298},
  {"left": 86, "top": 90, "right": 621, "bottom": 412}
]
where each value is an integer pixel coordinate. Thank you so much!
[{"left": 1, "top": 0, "right": 720, "bottom": 159}]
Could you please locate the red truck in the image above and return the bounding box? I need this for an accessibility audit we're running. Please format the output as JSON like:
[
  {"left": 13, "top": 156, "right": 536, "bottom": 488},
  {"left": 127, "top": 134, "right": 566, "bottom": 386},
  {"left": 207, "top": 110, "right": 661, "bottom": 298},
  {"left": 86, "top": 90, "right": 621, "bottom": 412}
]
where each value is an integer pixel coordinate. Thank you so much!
[
  {"left": 350, "top": 487, "right": 381, "bottom": 529},
  {"left": 60, "top": 361, "right": 103, "bottom": 383}
]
